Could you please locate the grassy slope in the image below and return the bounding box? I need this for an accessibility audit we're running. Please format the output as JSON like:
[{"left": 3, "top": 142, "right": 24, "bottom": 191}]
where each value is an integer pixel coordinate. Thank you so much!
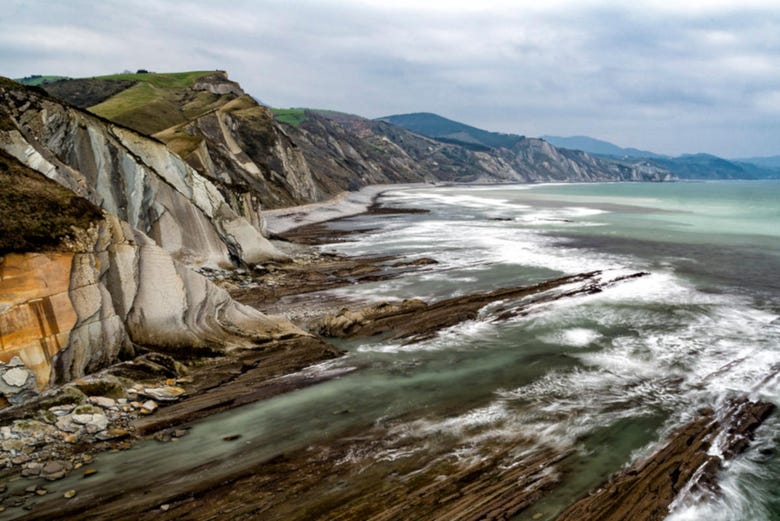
[
  {"left": 14, "top": 75, "right": 69, "bottom": 86},
  {"left": 271, "top": 108, "right": 309, "bottom": 127},
  {"left": 0, "top": 150, "right": 103, "bottom": 253},
  {"left": 87, "top": 71, "right": 225, "bottom": 135},
  {"left": 379, "top": 112, "right": 524, "bottom": 149}
]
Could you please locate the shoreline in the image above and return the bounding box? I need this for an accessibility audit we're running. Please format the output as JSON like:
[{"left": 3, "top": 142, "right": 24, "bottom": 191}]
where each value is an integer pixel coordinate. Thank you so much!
[
  {"left": 0, "top": 186, "right": 775, "bottom": 520},
  {"left": 263, "top": 183, "right": 432, "bottom": 235}
]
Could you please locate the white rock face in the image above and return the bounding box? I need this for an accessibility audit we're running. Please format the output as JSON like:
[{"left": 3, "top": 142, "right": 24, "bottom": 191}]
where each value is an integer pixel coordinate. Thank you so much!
[
  {"left": 0, "top": 85, "right": 285, "bottom": 267},
  {"left": 1, "top": 84, "right": 311, "bottom": 391},
  {"left": 2, "top": 368, "right": 29, "bottom": 387},
  {"left": 52, "top": 215, "right": 303, "bottom": 384}
]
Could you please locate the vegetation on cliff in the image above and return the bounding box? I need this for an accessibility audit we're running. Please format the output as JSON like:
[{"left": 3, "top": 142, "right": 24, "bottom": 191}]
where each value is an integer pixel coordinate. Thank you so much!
[{"left": 0, "top": 150, "right": 102, "bottom": 253}]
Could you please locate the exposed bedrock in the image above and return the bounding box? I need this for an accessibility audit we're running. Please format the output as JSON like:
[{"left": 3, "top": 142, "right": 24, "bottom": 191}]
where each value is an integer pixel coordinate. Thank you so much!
[
  {"left": 0, "top": 81, "right": 285, "bottom": 267},
  {"left": 315, "top": 271, "right": 649, "bottom": 343},
  {"left": 557, "top": 399, "right": 775, "bottom": 521},
  {"left": 0, "top": 205, "right": 306, "bottom": 394}
]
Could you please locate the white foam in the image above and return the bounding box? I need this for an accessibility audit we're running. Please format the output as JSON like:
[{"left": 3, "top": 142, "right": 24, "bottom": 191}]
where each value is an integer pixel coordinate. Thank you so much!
[
  {"left": 541, "top": 328, "right": 602, "bottom": 348},
  {"left": 325, "top": 185, "right": 780, "bottom": 509}
]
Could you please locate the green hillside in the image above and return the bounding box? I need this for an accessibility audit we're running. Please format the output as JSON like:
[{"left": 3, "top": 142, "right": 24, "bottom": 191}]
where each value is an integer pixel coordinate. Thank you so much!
[
  {"left": 378, "top": 112, "right": 524, "bottom": 149},
  {"left": 40, "top": 71, "right": 233, "bottom": 135},
  {"left": 272, "top": 108, "right": 309, "bottom": 127},
  {"left": 14, "top": 75, "right": 69, "bottom": 86}
]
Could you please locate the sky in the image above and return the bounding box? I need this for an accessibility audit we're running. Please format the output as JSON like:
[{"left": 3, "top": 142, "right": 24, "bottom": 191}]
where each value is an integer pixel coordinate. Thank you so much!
[{"left": 2, "top": 0, "right": 779, "bottom": 157}]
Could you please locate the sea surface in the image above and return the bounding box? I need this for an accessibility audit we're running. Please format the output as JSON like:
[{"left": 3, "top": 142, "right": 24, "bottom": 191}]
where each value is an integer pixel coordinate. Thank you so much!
[
  {"left": 17, "top": 181, "right": 780, "bottom": 520},
  {"left": 319, "top": 180, "right": 780, "bottom": 520}
]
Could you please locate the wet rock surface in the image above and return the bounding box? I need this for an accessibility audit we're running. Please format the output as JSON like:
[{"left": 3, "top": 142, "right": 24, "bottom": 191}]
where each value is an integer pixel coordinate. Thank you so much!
[
  {"left": 557, "top": 399, "right": 776, "bottom": 521},
  {"left": 0, "top": 205, "right": 774, "bottom": 520},
  {"left": 314, "top": 271, "right": 650, "bottom": 343}
]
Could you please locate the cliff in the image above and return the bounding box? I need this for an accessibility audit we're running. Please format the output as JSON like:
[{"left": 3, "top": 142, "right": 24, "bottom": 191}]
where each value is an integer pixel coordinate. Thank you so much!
[
  {"left": 40, "top": 72, "right": 671, "bottom": 219},
  {"left": 0, "top": 86, "right": 306, "bottom": 397},
  {"left": 0, "top": 77, "right": 284, "bottom": 268}
]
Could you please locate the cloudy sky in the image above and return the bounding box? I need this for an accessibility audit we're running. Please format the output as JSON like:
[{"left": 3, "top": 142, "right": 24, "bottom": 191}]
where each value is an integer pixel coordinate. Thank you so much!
[{"left": 2, "top": 0, "right": 779, "bottom": 157}]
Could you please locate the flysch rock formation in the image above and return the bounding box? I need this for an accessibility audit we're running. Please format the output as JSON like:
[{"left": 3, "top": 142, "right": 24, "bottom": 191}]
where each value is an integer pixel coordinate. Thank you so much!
[
  {"left": 153, "top": 94, "right": 322, "bottom": 227},
  {"left": 42, "top": 71, "right": 672, "bottom": 224},
  {"left": 0, "top": 93, "right": 306, "bottom": 399},
  {"left": 0, "top": 78, "right": 285, "bottom": 268}
]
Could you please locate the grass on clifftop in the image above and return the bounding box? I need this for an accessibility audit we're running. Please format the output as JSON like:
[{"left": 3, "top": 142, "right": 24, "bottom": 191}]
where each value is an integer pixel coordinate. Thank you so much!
[
  {"left": 272, "top": 108, "right": 309, "bottom": 127},
  {"left": 0, "top": 150, "right": 103, "bottom": 253},
  {"left": 14, "top": 75, "right": 69, "bottom": 86},
  {"left": 88, "top": 71, "right": 230, "bottom": 135},
  {"left": 91, "top": 71, "right": 214, "bottom": 88}
]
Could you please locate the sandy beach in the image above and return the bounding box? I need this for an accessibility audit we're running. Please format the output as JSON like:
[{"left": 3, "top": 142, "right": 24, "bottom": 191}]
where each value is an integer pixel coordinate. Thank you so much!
[{"left": 263, "top": 183, "right": 432, "bottom": 234}]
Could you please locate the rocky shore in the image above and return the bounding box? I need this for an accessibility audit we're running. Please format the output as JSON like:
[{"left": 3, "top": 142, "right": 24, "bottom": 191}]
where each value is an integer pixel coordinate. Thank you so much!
[{"left": 0, "top": 196, "right": 774, "bottom": 520}]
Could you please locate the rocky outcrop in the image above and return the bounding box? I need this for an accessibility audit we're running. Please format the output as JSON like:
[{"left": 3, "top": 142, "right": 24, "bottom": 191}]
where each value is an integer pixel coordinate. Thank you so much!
[
  {"left": 314, "top": 271, "right": 649, "bottom": 343},
  {"left": 558, "top": 399, "right": 775, "bottom": 521},
  {"left": 0, "top": 146, "right": 307, "bottom": 393},
  {"left": 0, "top": 78, "right": 284, "bottom": 267},
  {"left": 154, "top": 96, "right": 321, "bottom": 224},
  {"left": 191, "top": 71, "right": 245, "bottom": 96},
  {"left": 0, "top": 253, "right": 77, "bottom": 388},
  {"left": 55, "top": 214, "right": 303, "bottom": 385}
]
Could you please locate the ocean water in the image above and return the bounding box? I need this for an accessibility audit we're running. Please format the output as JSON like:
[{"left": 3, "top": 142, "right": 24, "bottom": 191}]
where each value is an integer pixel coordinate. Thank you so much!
[
  {"left": 15, "top": 181, "right": 779, "bottom": 519},
  {"left": 321, "top": 180, "right": 780, "bottom": 520}
]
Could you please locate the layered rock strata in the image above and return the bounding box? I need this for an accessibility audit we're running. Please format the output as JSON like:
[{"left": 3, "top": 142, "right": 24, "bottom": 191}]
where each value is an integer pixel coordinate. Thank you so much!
[
  {"left": 0, "top": 139, "right": 305, "bottom": 392},
  {"left": 0, "top": 78, "right": 283, "bottom": 267}
]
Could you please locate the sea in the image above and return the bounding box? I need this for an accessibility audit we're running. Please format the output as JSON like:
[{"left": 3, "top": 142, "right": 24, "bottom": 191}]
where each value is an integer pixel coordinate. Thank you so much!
[
  {"left": 15, "top": 180, "right": 779, "bottom": 520},
  {"left": 317, "top": 180, "right": 780, "bottom": 520}
]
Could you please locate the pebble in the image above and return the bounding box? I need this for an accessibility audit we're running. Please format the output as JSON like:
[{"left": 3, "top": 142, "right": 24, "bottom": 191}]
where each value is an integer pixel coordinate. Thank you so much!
[
  {"left": 42, "top": 460, "right": 67, "bottom": 481},
  {"left": 223, "top": 434, "right": 241, "bottom": 441},
  {"left": 64, "top": 489, "right": 76, "bottom": 499},
  {"left": 140, "top": 400, "right": 158, "bottom": 415},
  {"left": 35, "top": 488, "right": 47, "bottom": 496},
  {"left": 2, "top": 439, "right": 25, "bottom": 452},
  {"left": 532, "top": 514, "right": 543, "bottom": 520},
  {"left": 142, "top": 386, "right": 185, "bottom": 402},
  {"left": 160, "top": 504, "right": 170, "bottom": 511},
  {"left": 89, "top": 396, "right": 116, "bottom": 409},
  {"left": 95, "top": 428, "right": 129, "bottom": 441},
  {"left": 12, "top": 454, "right": 30, "bottom": 465},
  {"left": 83, "top": 468, "right": 97, "bottom": 477}
]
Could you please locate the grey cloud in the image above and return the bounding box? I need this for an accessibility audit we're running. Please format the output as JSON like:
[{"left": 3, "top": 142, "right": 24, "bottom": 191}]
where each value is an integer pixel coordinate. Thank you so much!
[{"left": 1, "top": 0, "right": 779, "bottom": 156}]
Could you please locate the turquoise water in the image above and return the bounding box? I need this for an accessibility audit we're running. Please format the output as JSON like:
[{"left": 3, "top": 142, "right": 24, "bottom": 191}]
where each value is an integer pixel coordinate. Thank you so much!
[
  {"left": 11, "top": 181, "right": 779, "bottom": 520},
  {"left": 328, "top": 180, "right": 780, "bottom": 520}
]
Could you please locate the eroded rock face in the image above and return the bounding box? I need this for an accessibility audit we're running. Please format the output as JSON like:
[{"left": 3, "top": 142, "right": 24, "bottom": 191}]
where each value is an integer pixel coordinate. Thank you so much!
[
  {"left": 0, "top": 82, "right": 284, "bottom": 267},
  {"left": 154, "top": 96, "right": 322, "bottom": 216},
  {"left": 0, "top": 253, "right": 77, "bottom": 388},
  {"left": 0, "top": 201, "right": 305, "bottom": 392},
  {"left": 53, "top": 215, "right": 303, "bottom": 385}
]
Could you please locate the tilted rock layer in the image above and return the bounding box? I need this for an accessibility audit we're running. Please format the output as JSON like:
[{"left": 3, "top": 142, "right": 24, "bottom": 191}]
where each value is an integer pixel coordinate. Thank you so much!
[
  {"left": 0, "top": 78, "right": 284, "bottom": 267},
  {"left": 0, "top": 88, "right": 305, "bottom": 395}
]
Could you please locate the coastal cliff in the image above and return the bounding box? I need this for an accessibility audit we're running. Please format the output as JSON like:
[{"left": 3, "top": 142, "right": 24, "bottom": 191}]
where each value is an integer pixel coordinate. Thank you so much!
[
  {"left": 0, "top": 77, "right": 284, "bottom": 268},
  {"left": 39, "top": 71, "right": 672, "bottom": 220},
  {"left": 0, "top": 111, "right": 305, "bottom": 394}
]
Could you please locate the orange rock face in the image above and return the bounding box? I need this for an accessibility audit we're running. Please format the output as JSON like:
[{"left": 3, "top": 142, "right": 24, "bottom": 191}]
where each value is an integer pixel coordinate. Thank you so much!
[{"left": 0, "top": 253, "right": 76, "bottom": 388}]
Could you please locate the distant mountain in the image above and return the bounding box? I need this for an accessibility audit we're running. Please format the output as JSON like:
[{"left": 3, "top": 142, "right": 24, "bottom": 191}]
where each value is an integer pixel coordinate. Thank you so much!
[
  {"left": 733, "top": 155, "right": 780, "bottom": 169},
  {"left": 542, "top": 135, "right": 779, "bottom": 179},
  {"left": 378, "top": 112, "right": 524, "bottom": 149},
  {"left": 650, "top": 154, "right": 757, "bottom": 180},
  {"left": 540, "top": 135, "right": 666, "bottom": 159}
]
